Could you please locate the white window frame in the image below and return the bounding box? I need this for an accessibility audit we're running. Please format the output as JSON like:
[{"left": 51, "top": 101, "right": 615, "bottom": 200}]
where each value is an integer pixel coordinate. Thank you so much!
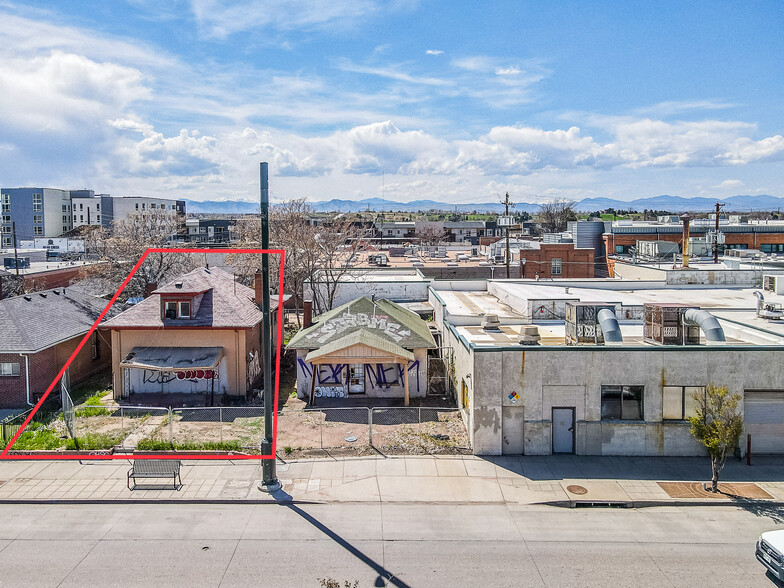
[
  {"left": 0, "top": 362, "right": 20, "bottom": 376},
  {"left": 551, "top": 258, "right": 562, "bottom": 276}
]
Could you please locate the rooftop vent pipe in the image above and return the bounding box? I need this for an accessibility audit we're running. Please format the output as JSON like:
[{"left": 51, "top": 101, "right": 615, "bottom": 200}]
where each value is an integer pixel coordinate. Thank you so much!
[
  {"left": 683, "top": 308, "right": 725, "bottom": 342},
  {"left": 596, "top": 308, "right": 623, "bottom": 344},
  {"left": 519, "top": 325, "right": 541, "bottom": 345},
  {"left": 481, "top": 314, "right": 502, "bottom": 331},
  {"left": 754, "top": 290, "right": 764, "bottom": 314}
]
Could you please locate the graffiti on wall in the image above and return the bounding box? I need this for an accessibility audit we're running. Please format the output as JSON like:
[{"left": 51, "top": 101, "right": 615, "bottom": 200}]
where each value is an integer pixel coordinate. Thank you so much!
[
  {"left": 297, "top": 359, "right": 421, "bottom": 393},
  {"left": 142, "top": 369, "right": 218, "bottom": 384},
  {"left": 303, "top": 311, "right": 412, "bottom": 344},
  {"left": 247, "top": 351, "right": 260, "bottom": 389}
]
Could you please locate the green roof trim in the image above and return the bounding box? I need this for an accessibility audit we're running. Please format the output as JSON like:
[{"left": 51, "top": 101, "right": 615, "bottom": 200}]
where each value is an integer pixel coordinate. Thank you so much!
[
  {"left": 305, "top": 330, "right": 414, "bottom": 363},
  {"left": 288, "top": 297, "right": 436, "bottom": 350}
]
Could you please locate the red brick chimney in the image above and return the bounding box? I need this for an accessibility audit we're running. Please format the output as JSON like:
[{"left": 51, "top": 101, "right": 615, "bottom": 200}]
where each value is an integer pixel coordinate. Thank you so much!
[
  {"left": 254, "top": 271, "right": 263, "bottom": 304},
  {"left": 303, "top": 299, "right": 313, "bottom": 328},
  {"left": 144, "top": 282, "right": 158, "bottom": 298}
]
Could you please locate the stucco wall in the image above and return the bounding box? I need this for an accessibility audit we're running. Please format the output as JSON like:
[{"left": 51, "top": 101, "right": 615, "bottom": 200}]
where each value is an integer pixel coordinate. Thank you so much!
[
  {"left": 109, "top": 328, "right": 248, "bottom": 399},
  {"left": 295, "top": 347, "right": 429, "bottom": 400},
  {"left": 469, "top": 347, "right": 784, "bottom": 457}
]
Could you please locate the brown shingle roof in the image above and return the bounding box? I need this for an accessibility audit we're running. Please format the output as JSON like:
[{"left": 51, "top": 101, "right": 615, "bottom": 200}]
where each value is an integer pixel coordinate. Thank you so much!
[{"left": 103, "top": 266, "right": 274, "bottom": 329}]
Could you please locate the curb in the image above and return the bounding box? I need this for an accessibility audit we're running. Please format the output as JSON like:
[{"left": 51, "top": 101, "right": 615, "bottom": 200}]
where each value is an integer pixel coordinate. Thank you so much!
[{"left": 541, "top": 498, "right": 784, "bottom": 509}]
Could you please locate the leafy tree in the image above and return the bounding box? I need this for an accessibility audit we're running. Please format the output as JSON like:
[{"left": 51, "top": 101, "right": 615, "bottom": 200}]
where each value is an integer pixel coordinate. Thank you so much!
[{"left": 688, "top": 384, "right": 743, "bottom": 493}]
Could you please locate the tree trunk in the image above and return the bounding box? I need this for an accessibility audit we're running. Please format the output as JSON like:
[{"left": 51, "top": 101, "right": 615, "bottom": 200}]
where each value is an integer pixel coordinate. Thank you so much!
[{"left": 711, "top": 459, "right": 719, "bottom": 493}]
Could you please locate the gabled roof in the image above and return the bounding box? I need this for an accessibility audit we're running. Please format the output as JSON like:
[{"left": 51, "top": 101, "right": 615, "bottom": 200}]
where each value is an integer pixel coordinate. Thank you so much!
[
  {"left": 305, "top": 330, "right": 414, "bottom": 363},
  {"left": 0, "top": 288, "right": 124, "bottom": 353},
  {"left": 288, "top": 297, "right": 436, "bottom": 350},
  {"left": 103, "top": 266, "right": 273, "bottom": 329}
]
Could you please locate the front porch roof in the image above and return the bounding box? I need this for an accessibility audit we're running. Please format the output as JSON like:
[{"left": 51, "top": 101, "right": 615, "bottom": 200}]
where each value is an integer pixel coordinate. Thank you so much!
[
  {"left": 304, "top": 330, "right": 414, "bottom": 364},
  {"left": 119, "top": 346, "right": 224, "bottom": 371}
]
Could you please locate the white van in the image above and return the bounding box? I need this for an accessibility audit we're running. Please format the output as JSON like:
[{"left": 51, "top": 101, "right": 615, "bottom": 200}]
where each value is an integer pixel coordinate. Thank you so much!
[{"left": 757, "top": 530, "right": 784, "bottom": 580}]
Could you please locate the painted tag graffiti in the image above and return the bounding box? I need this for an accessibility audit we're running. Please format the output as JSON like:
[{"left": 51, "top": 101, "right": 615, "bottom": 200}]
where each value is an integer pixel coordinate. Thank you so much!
[
  {"left": 304, "top": 310, "right": 412, "bottom": 344},
  {"left": 247, "top": 350, "right": 260, "bottom": 388}
]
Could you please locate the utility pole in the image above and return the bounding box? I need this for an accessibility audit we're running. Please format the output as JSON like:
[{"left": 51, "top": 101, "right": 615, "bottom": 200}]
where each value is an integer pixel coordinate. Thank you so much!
[
  {"left": 503, "top": 192, "right": 513, "bottom": 278},
  {"left": 713, "top": 201, "right": 723, "bottom": 264},
  {"left": 12, "top": 222, "right": 19, "bottom": 276},
  {"left": 259, "top": 162, "right": 279, "bottom": 492}
]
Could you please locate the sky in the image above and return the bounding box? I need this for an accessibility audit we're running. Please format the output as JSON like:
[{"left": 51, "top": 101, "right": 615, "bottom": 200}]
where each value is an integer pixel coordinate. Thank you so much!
[{"left": 1, "top": 0, "right": 783, "bottom": 205}]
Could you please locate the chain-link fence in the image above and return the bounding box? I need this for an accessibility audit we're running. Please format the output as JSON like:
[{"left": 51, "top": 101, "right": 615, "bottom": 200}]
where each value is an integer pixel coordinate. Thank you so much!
[
  {"left": 276, "top": 406, "right": 469, "bottom": 454},
  {"left": 169, "top": 407, "right": 265, "bottom": 450},
  {"left": 370, "top": 407, "right": 468, "bottom": 454}
]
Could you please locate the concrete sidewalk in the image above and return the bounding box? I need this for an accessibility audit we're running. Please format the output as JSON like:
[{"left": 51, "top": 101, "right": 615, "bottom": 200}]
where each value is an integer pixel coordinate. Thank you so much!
[{"left": 1, "top": 454, "right": 783, "bottom": 506}]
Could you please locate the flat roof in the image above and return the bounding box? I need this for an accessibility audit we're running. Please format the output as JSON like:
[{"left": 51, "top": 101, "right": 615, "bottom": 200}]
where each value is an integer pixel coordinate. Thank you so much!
[{"left": 437, "top": 290, "right": 524, "bottom": 320}]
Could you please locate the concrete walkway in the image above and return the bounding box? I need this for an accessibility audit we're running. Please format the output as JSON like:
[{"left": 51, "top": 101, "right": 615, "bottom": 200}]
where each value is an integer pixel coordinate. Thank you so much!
[{"left": 1, "top": 454, "right": 783, "bottom": 506}]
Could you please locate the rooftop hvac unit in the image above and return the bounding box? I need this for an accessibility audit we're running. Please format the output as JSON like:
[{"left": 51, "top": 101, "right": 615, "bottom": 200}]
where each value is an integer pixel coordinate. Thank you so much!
[
  {"left": 643, "top": 304, "right": 700, "bottom": 345},
  {"left": 565, "top": 302, "right": 617, "bottom": 345}
]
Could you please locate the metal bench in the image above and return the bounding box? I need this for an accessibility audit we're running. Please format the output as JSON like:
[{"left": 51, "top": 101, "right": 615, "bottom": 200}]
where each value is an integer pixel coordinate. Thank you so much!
[{"left": 127, "top": 460, "right": 182, "bottom": 490}]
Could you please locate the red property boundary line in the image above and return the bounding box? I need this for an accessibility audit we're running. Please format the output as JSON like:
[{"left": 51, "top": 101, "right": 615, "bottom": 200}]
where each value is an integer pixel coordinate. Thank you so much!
[{"left": 0, "top": 248, "right": 286, "bottom": 461}]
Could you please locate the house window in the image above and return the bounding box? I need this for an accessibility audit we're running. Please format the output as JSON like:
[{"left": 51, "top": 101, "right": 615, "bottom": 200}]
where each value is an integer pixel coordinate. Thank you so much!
[
  {"left": 33, "top": 194, "right": 42, "bottom": 212},
  {"left": 0, "top": 362, "right": 20, "bottom": 376},
  {"left": 601, "top": 385, "right": 643, "bottom": 420},
  {"left": 33, "top": 215, "right": 42, "bottom": 224},
  {"left": 74, "top": 215, "right": 77, "bottom": 221},
  {"left": 62, "top": 205, "right": 67, "bottom": 212},
  {"left": 2, "top": 215, "right": 10, "bottom": 223},
  {"left": 551, "top": 258, "right": 562, "bottom": 276},
  {"left": 1, "top": 193, "right": 10, "bottom": 213},
  {"left": 178, "top": 301, "right": 190, "bottom": 318},
  {"left": 91, "top": 331, "right": 100, "bottom": 360},
  {"left": 662, "top": 386, "right": 702, "bottom": 420},
  {"left": 62, "top": 215, "right": 68, "bottom": 223},
  {"left": 34, "top": 226, "right": 43, "bottom": 235},
  {"left": 96, "top": 215, "right": 100, "bottom": 222},
  {"left": 318, "top": 365, "right": 343, "bottom": 385},
  {"left": 80, "top": 215, "right": 83, "bottom": 222},
  {"left": 63, "top": 226, "right": 69, "bottom": 233},
  {"left": 165, "top": 301, "right": 178, "bottom": 318},
  {"left": 79, "top": 203, "right": 83, "bottom": 211},
  {"left": 96, "top": 203, "right": 100, "bottom": 211},
  {"left": 2, "top": 236, "right": 11, "bottom": 246},
  {"left": 2, "top": 226, "right": 11, "bottom": 234},
  {"left": 151, "top": 203, "right": 157, "bottom": 209},
  {"left": 135, "top": 203, "right": 139, "bottom": 210}
]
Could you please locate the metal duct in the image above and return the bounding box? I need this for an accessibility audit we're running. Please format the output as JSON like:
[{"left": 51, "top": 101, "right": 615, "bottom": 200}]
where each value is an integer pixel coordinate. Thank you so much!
[
  {"left": 683, "top": 308, "right": 726, "bottom": 342},
  {"left": 596, "top": 308, "right": 623, "bottom": 344}
]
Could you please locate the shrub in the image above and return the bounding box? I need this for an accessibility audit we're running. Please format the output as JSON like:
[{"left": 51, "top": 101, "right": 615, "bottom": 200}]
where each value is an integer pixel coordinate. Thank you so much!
[
  {"left": 11, "top": 427, "right": 65, "bottom": 450},
  {"left": 65, "top": 433, "right": 124, "bottom": 450}
]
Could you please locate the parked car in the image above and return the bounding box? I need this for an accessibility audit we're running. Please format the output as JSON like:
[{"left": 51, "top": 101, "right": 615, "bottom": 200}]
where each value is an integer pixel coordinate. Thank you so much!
[{"left": 757, "top": 530, "right": 784, "bottom": 580}]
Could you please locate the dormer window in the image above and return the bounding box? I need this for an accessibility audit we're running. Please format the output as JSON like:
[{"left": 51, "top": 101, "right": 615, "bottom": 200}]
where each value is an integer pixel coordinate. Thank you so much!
[{"left": 164, "top": 300, "right": 191, "bottom": 319}]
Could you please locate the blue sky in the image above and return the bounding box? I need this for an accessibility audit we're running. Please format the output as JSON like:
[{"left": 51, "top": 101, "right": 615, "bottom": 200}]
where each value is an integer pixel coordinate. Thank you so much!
[{"left": 1, "top": 0, "right": 783, "bottom": 204}]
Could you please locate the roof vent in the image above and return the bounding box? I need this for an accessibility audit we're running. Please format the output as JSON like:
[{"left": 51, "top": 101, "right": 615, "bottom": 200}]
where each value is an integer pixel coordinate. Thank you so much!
[
  {"left": 175, "top": 282, "right": 183, "bottom": 289},
  {"left": 52, "top": 289, "right": 60, "bottom": 295},
  {"left": 519, "top": 325, "right": 541, "bottom": 345},
  {"left": 39, "top": 292, "right": 47, "bottom": 298},
  {"left": 481, "top": 314, "right": 502, "bottom": 331},
  {"left": 23, "top": 295, "right": 31, "bottom": 301}
]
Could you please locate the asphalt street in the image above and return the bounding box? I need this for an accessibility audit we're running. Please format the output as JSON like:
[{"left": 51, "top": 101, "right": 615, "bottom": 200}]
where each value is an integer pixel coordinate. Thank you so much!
[{"left": 0, "top": 501, "right": 782, "bottom": 587}]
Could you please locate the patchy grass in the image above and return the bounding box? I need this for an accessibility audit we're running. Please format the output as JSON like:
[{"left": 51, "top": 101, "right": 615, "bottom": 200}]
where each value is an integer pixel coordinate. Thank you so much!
[
  {"left": 65, "top": 432, "right": 124, "bottom": 450},
  {"left": 9, "top": 424, "right": 66, "bottom": 450},
  {"left": 136, "top": 439, "right": 247, "bottom": 452}
]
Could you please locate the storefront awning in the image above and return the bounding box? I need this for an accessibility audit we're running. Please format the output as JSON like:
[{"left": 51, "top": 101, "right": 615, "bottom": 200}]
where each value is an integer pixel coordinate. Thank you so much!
[{"left": 119, "top": 346, "right": 224, "bottom": 371}]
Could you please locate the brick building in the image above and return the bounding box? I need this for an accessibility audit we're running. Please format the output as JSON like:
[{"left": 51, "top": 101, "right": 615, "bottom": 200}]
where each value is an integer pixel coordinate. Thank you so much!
[
  {"left": 0, "top": 288, "right": 121, "bottom": 408},
  {"left": 518, "top": 243, "right": 595, "bottom": 279}
]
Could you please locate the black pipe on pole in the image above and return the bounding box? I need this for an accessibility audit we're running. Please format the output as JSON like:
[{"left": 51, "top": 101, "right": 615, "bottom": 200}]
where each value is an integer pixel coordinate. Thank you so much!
[
  {"left": 12, "top": 222, "right": 19, "bottom": 276},
  {"left": 259, "top": 162, "right": 279, "bottom": 490}
]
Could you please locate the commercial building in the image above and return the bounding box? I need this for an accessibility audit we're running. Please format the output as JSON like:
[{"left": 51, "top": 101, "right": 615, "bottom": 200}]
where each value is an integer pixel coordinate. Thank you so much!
[
  {"left": 433, "top": 280, "right": 784, "bottom": 456},
  {"left": 185, "top": 219, "right": 236, "bottom": 243},
  {"left": 1, "top": 187, "right": 186, "bottom": 241}
]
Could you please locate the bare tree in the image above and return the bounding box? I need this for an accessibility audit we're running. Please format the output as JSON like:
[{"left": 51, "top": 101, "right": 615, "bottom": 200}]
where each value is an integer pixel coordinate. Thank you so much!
[
  {"left": 415, "top": 223, "right": 447, "bottom": 246},
  {"left": 81, "top": 209, "right": 195, "bottom": 299},
  {"left": 538, "top": 200, "right": 577, "bottom": 233}
]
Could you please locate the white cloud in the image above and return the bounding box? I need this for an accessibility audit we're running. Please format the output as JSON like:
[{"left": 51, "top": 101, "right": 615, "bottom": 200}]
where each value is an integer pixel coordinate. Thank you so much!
[
  {"left": 715, "top": 179, "right": 745, "bottom": 189},
  {"left": 425, "top": 49, "right": 443, "bottom": 55},
  {"left": 188, "top": 0, "right": 383, "bottom": 39},
  {"left": 495, "top": 66, "right": 521, "bottom": 76},
  {"left": 335, "top": 59, "right": 453, "bottom": 86}
]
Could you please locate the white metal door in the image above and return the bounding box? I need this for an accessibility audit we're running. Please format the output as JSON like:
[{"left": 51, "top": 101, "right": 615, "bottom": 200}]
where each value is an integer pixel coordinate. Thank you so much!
[
  {"left": 348, "top": 364, "right": 365, "bottom": 394},
  {"left": 552, "top": 408, "right": 575, "bottom": 454},
  {"left": 745, "top": 391, "right": 784, "bottom": 454}
]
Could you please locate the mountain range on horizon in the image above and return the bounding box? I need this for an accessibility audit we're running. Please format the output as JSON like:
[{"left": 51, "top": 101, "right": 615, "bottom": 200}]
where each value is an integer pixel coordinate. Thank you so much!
[{"left": 183, "top": 194, "right": 784, "bottom": 215}]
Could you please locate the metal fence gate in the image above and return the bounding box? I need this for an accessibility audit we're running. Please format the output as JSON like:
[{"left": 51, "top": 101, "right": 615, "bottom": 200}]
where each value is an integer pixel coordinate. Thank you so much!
[{"left": 60, "top": 370, "right": 75, "bottom": 438}]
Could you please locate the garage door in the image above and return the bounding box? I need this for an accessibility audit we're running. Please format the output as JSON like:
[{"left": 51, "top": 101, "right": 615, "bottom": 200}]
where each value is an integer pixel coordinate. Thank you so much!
[{"left": 745, "top": 391, "right": 784, "bottom": 454}]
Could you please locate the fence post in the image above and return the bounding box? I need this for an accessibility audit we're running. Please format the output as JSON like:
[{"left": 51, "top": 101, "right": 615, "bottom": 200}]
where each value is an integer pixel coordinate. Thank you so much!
[
  {"left": 121, "top": 407, "right": 124, "bottom": 441},
  {"left": 418, "top": 406, "right": 422, "bottom": 424},
  {"left": 368, "top": 408, "right": 373, "bottom": 446},
  {"left": 168, "top": 407, "right": 173, "bottom": 444},
  {"left": 220, "top": 407, "right": 223, "bottom": 443},
  {"left": 320, "top": 412, "right": 324, "bottom": 450}
]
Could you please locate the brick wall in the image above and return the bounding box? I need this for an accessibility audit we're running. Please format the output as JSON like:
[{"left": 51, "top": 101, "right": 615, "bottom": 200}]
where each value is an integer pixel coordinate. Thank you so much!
[
  {"left": 0, "top": 332, "right": 113, "bottom": 408},
  {"left": 519, "top": 244, "right": 595, "bottom": 278}
]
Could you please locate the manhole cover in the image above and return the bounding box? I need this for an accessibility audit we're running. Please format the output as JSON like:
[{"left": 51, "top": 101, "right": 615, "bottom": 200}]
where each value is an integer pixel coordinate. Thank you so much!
[
  {"left": 566, "top": 485, "right": 588, "bottom": 495},
  {"left": 345, "top": 436, "right": 358, "bottom": 443}
]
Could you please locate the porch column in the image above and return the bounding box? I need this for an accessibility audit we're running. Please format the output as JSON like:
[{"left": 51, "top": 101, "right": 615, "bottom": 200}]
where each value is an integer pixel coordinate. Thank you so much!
[
  {"left": 403, "top": 360, "right": 410, "bottom": 407},
  {"left": 309, "top": 362, "right": 317, "bottom": 406}
]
